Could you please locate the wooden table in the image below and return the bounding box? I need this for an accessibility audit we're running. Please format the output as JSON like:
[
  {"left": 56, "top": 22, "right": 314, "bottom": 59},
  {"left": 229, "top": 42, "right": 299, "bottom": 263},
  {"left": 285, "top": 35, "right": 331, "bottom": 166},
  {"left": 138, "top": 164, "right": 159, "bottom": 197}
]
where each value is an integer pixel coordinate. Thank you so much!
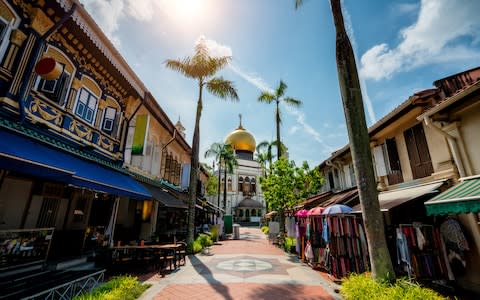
[{"left": 109, "top": 244, "right": 184, "bottom": 275}]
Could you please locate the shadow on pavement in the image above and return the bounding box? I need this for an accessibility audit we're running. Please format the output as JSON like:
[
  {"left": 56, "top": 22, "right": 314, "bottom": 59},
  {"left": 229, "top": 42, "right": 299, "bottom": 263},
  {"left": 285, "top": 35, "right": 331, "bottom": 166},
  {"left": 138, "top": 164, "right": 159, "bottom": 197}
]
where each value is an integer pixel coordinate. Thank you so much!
[{"left": 188, "top": 254, "right": 233, "bottom": 300}]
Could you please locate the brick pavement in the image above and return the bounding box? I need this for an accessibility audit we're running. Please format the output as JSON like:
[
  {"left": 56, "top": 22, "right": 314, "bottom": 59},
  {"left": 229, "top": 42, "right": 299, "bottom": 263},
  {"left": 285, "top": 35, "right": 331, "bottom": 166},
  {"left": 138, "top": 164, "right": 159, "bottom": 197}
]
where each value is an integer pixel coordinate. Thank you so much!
[{"left": 139, "top": 227, "right": 341, "bottom": 300}]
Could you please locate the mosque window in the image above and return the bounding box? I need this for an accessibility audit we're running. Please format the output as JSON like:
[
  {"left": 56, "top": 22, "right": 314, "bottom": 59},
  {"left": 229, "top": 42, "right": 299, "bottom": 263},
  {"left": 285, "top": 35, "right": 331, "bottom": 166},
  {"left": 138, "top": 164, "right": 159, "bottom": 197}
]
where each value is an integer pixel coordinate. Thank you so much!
[
  {"left": 75, "top": 88, "right": 98, "bottom": 124},
  {"left": 251, "top": 177, "right": 256, "bottom": 194},
  {"left": 221, "top": 177, "right": 225, "bottom": 192},
  {"left": 38, "top": 62, "right": 71, "bottom": 106},
  {"left": 243, "top": 177, "right": 250, "bottom": 195},
  {"left": 238, "top": 176, "right": 243, "bottom": 193},
  {"left": 227, "top": 177, "right": 232, "bottom": 192}
]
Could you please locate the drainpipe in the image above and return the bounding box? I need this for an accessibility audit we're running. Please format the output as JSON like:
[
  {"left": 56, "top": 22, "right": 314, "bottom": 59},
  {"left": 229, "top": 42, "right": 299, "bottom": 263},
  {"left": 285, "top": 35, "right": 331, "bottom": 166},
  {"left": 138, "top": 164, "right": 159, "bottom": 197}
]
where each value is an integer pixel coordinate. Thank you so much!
[
  {"left": 18, "top": 4, "right": 77, "bottom": 123},
  {"left": 422, "top": 116, "right": 466, "bottom": 178}
]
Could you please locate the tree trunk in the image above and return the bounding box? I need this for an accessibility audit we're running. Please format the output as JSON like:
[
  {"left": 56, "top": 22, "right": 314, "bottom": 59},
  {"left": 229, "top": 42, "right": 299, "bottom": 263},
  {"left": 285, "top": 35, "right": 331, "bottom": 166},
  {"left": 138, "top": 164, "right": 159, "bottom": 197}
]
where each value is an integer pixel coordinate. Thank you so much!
[
  {"left": 187, "top": 81, "right": 203, "bottom": 244},
  {"left": 330, "top": 0, "right": 395, "bottom": 282},
  {"left": 276, "top": 100, "right": 281, "bottom": 159},
  {"left": 217, "top": 158, "right": 222, "bottom": 208},
  {"left": 223, "top": 166, "right": 227, "bottom": 212}
]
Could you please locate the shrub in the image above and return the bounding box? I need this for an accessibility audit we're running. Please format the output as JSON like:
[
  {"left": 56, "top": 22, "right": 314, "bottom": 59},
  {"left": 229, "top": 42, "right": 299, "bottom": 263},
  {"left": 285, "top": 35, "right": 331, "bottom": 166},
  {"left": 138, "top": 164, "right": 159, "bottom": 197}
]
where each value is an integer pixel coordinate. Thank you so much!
[
  {"left": 283, "top": 237, "right": 296, "bottom": 253},
  {"left": 209, "top": 225, "right": 219, "bottom": 241},
  {"left": 261, "top": 226, "right": 269, "bottom": 234},
  {"left": 340, "top": 273, "right": 448, "bottom": 300},
  {"left": 197, "top": 233, "right": 213, "bottom": 248},
  {"left": 73, "top": 275, "right": 150, "bottom": 300},
  {"left": 186, "top": 240, "right": 203, "bottom": 254}
]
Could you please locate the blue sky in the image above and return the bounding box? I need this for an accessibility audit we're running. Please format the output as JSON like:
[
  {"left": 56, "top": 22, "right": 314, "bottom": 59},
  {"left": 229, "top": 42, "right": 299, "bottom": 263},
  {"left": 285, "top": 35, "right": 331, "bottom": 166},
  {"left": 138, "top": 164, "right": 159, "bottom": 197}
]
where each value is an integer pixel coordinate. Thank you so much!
[{"left": 81, "top": 0, "right": 480, "bottom": 167}]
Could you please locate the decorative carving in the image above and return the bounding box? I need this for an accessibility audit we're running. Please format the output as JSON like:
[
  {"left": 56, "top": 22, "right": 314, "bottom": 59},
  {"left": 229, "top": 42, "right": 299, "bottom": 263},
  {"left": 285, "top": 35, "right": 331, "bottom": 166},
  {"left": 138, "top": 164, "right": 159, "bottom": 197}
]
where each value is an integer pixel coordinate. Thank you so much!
[
  {"left": 71, "top": 77, "right": 82, "bottom": 90},
  {"left": 10, "top": 29, "right": 27, "bottom": 47},
  {"left": 28, "top": 8, "right": 54, "bottom": 35},
  {"left": 97, "top": 136, "right": 114, "bottom": 152},
  {"left": 68, "top": 119, "right": 93, "bottom": 141},
  {"left": 30, "top": 98, "right": 63, "bottom": 126}
]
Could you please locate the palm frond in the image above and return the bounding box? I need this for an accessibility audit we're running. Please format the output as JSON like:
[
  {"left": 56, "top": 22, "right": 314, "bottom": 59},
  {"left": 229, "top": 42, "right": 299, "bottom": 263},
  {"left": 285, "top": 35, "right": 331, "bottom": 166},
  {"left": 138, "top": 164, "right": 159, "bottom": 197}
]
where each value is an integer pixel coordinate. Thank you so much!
[
  {"left": 295, "top": 0, "right": 304, "bottom": 10},
  {"left": 206, "top": 77, "right": 239, "bottom": 101},
  {"left": 283, "top": 97, "right": 302, "bottom": 107},
  {"left": 276, "top": 80, "right": 288, "bottom": 98},
  {"left": 165, "top": 58, "right": 197, "bottom": 79},
  {"left": 205, "top": 142, "right": 223, "bottom": 159},
  {"left": 258, "top": 92, "right": 274, "bottom": 103},
  {"left": 256, "top": 140, "right": 270, "bottom": 153}
]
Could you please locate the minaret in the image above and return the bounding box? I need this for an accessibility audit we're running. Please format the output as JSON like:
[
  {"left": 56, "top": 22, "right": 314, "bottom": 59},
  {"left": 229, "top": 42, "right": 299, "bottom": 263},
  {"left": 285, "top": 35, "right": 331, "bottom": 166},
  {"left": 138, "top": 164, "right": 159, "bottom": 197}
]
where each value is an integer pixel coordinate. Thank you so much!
[{"left": 175, "top": 117, "right": 186, "bottom": 138}]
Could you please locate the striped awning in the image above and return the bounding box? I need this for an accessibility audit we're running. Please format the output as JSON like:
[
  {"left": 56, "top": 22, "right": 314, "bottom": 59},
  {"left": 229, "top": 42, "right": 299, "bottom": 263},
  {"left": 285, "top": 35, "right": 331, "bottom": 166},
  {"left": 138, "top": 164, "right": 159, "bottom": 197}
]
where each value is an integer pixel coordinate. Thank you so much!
[{"left": 425, "top": 176, "right": 480, "bottom": 216}]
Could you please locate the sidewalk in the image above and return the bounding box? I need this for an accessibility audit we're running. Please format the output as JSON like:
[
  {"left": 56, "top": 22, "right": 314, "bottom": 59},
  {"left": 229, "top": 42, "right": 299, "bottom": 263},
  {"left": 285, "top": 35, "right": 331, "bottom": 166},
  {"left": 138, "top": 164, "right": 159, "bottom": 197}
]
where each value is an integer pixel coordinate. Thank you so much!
[{"left": 139, "top": 227, "right": 341, "bottom": 300}]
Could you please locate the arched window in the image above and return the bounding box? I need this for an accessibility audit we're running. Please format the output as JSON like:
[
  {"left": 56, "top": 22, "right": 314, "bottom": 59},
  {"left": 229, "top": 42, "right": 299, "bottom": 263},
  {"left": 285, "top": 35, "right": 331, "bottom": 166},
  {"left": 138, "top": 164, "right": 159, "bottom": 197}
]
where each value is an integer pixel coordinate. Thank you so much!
[
  {"left": 243, "top": 177, "right": 250, "bottom": 195},
  {"left": 238, "top": 176, "right": 243, "bottom": 193},
  {"left": 227, "top": 177, "right": 232, "bottom": 192},
  {"left": 238, "top": 209, "right": 244, "bottom": 217},
  {"left": 221, "top": 177, "right": 225, "bottom": 192},
  {"left": 245, "top": 209, "right": 250, "bottom": 218},
  {"left": 251, "top": 209, "right": 256, "bottom": 217},
  {"left": 250, "top": 178, "right": 256, "bottom": 194}
]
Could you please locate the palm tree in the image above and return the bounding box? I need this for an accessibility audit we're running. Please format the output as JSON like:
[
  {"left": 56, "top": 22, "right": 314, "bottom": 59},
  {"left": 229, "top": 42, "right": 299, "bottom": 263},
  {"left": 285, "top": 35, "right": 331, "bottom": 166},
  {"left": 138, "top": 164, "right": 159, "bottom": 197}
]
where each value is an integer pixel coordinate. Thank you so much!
[
  {"left": 256, "top": 140, "right": 275, "bottom": 174},
  {"left": 258, "top": 80, "right": 301, "bottom": 160},
  {"left": 254, "top": 151, "right": 269, "bottom": 177},
  {"left": 166, "top": 39, "right": 239, "bottom": 243},
  {"left": 205, "top": 142, "right": 237, "bottom": 211},
  {"left": 295, "top": 0, "right": 395, "bottom": 281}
]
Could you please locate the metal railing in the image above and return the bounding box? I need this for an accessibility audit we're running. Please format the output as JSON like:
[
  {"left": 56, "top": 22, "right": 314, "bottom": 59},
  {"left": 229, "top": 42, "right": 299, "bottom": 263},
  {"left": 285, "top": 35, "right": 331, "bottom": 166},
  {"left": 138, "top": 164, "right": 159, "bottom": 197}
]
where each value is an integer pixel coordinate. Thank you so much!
[{"left": 23, "top": 269, "right": 105, "bottom": 300}]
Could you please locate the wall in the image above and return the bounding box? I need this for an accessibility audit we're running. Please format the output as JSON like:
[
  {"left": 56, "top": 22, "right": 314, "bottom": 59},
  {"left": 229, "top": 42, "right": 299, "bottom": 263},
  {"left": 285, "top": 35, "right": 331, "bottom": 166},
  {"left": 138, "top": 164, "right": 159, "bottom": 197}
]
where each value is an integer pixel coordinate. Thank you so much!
[
  {"left": 458, "top": 101, "right": 480, "bottom": 175},
  {"left": 0, "top": 177, "right": 32, "bottom": 229}
]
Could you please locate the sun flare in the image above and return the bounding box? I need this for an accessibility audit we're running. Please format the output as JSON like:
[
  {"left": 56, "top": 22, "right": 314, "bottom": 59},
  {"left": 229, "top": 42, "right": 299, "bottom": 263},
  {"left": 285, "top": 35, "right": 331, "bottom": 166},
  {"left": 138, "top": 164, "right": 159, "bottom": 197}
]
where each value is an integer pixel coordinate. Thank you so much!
[{"left": 170, "top": 0, "right": 206, "bottom": 20}]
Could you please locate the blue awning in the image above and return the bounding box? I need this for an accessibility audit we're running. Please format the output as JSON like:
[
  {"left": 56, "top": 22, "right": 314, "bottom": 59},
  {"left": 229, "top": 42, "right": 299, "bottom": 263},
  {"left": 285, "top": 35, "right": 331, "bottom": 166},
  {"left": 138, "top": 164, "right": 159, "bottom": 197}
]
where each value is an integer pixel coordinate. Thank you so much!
[{"left": 0, "top": 128, "right": 151, "bottom": 200}]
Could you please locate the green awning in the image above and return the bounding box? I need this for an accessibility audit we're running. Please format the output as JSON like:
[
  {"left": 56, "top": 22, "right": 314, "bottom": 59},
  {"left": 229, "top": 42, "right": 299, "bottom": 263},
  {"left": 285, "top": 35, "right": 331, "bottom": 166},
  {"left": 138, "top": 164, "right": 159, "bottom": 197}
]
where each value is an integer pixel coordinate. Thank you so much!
[{"left": 425, "top": 176, "right": 480, "bottom": 216}]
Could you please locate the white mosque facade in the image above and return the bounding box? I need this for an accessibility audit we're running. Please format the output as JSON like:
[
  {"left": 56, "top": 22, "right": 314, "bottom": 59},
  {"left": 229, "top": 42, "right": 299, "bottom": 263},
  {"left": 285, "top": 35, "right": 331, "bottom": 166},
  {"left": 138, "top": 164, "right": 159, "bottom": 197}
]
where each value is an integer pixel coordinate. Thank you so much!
[{"left": 209, "top": 119, "right": 266, "bottom": 223}]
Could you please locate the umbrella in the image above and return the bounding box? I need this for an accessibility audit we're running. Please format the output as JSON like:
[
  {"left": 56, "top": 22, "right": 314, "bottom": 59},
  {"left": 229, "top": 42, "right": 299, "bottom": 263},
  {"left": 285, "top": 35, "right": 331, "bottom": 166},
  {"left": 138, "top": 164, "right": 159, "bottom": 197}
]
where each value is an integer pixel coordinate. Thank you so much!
[
  {"left": 295, "top": 209, "right": 309, "bottom": 218},
  {"left": 307, "top": 206, "right": 325, "bottom": 216},
  {"left": 322, "top": 204, "right": 352, "bottom": 215}
]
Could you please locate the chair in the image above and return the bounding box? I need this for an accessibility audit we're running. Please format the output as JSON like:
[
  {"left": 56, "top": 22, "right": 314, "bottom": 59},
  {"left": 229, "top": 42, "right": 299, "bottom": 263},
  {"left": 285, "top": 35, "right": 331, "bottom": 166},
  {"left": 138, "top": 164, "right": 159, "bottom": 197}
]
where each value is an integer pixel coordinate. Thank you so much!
[
  {"left": 158, "top": 248, "right": 175, "bottom": 276},
  {"left": 176, "top": 241, "right": 187, "bottom": 266}
]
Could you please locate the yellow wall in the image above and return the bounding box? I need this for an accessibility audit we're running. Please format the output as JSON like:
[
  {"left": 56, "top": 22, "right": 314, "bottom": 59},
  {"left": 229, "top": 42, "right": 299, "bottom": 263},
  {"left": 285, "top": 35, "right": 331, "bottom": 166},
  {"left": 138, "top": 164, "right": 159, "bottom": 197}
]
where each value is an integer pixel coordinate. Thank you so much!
[{"left": 457, "top": 101, "right": 480, "bottom": 175}]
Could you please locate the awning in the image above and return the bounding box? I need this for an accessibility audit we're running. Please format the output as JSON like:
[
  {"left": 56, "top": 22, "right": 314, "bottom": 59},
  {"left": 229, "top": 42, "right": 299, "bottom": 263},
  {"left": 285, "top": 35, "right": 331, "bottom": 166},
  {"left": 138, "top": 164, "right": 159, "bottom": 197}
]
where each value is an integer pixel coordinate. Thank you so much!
[
  {"left": 425, "top": 176, "right": 480, "bottom": 216},
  {"left": 205, "top": 201, "right": 225, "bottom": 213},
  {"left": 141, "top": 183, "right": 187, "bottom": 208},
  {"left": 352, "top": 180, "right": 445, "bottom": 213},
  {"left": 0, "top": 129, "right": 151, "bottom": 200}
]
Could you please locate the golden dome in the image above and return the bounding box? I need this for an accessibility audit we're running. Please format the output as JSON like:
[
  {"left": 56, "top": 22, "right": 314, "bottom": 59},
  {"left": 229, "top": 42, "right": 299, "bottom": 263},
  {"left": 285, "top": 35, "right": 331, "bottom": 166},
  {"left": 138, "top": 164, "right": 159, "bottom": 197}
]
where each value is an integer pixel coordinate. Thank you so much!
[{"left": 225, "top": 124, "right": 256, "bottom": 153}]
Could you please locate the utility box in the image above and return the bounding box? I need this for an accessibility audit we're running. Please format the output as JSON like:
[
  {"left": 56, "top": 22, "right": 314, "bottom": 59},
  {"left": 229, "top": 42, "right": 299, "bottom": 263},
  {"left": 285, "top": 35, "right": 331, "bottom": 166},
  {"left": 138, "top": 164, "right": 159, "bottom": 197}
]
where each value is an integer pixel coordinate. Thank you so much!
[
  {"left": 224, "top": 215, "right": 233, "bottom": 234},
  {"left": 233, "top": 224, "right": 240, "bottom": 240}
]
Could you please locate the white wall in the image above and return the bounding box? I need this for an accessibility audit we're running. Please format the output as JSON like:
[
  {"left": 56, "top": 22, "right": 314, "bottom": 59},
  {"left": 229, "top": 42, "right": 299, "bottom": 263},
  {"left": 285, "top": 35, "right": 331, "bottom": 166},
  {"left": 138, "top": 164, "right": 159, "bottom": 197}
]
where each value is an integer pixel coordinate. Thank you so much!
[{"left": 0, "top": 177, "right": 33, "bottom": 229}]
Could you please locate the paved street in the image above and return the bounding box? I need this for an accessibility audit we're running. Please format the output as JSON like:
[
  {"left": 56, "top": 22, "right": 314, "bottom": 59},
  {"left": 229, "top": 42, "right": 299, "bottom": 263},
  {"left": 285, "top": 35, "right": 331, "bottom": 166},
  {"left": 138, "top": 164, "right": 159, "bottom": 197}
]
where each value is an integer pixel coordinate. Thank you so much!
[{"left": 139, "top": 227, "right": 341, "bottom": 300}]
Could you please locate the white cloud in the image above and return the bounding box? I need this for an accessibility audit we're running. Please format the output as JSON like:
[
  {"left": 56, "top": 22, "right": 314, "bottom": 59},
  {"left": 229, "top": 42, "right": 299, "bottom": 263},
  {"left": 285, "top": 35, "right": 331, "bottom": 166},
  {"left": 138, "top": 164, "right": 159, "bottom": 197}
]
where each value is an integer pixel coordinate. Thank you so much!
[
  {"left": 393, "top": 2, "right": 419, "bottom": 15},
  {"left": 361, "top": 0, "right": 480, "bottom": 80},
  {"left": 229, "top": 63, "right": 273, "bottom": 93},
  {"left": 80, "top": 0, "right": 125, "bottom": 38},
  {"left": 289, "top": 125, "right": 300, "bottom": 134},
  {"left": 197, "top": 36, "right": 233, "bottom": 58}
]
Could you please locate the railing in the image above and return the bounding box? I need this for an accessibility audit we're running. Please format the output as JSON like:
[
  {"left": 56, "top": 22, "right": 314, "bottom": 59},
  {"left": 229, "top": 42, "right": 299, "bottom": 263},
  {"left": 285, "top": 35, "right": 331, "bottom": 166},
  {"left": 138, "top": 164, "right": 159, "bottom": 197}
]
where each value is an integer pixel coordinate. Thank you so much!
[{"left": 23, "top": 269, "right": 105, "bottom": 300}]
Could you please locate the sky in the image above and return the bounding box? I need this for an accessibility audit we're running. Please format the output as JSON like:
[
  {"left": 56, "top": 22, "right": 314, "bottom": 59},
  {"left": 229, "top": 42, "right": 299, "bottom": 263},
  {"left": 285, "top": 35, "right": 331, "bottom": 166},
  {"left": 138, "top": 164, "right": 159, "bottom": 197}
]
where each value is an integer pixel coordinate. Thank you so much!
[{"left": 80, "top": 0, "right": 480, "bottom": 168}]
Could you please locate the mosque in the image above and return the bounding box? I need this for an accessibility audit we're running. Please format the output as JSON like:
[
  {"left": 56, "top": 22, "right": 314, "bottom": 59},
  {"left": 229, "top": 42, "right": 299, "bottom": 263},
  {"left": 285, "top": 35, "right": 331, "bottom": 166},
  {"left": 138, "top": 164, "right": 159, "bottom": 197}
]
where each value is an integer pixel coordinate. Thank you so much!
[{"left": 212, "top": 116, "right": 266, "bottom": 224}]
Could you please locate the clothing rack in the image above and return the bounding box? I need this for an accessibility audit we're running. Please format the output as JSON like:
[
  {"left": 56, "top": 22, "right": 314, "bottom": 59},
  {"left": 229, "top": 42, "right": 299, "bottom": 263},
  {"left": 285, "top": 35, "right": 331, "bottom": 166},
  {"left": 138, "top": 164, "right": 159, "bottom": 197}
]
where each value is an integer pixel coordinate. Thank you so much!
[{"left": 397, "top": 223, "right": 448, "bottom": 280}]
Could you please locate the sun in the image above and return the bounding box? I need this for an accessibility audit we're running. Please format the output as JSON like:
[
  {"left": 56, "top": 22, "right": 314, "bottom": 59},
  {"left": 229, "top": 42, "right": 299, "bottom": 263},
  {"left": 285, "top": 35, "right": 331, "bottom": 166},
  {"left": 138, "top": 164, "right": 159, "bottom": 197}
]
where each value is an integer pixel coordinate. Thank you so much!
[{"left": 170, "top": 0, "right": 206, "bottom": 20}]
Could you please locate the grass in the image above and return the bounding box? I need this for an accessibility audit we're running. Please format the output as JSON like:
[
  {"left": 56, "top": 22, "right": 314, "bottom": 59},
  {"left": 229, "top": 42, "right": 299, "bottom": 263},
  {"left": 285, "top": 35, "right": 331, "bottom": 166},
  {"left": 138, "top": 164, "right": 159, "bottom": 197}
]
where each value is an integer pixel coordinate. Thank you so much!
[
  {"left": 340, "top": 273, "right": 448, "bottom": 300},
  {"left": 73, "top": 275, "right": 150, "bottom": 300}
]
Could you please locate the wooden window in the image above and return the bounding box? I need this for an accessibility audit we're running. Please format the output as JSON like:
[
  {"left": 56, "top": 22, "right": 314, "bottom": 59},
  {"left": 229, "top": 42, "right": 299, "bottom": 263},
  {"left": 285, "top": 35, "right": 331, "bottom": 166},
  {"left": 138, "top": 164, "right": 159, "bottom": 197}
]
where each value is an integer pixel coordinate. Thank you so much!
[
  {"left": 238, "top": 176, "right": 243, "bottom": 193},
  {"left": 250, "top": 178, "right": 256, "bottom": 194},
  {"left": 227, "top": 177, "right": 232, "bottom": 192},
  {"left": 38, "top": 63, "right": 70, "bottom": 106},
  {"left": 75, "top": 88, "right": 98, "bottom": 124},
  {"left": 102, "top": 106, "right": 116, "bottom": 133},
  {"left": 385, "top": 138, "right": 404, "bottom": 184},
  {"left": 404, "top": 123, "right": 434, "bottom": 179}
]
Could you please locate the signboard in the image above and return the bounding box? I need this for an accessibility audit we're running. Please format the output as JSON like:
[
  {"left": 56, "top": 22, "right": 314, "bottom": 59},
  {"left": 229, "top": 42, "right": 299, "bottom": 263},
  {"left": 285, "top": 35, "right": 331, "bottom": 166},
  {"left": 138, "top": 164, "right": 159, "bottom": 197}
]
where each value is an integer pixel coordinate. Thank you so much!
[
  {"left": 131, "top": 115, "right": 149, "bottom": 155},
  {"left": 0, "top": 228, "right": 54, "bottom": 271}
]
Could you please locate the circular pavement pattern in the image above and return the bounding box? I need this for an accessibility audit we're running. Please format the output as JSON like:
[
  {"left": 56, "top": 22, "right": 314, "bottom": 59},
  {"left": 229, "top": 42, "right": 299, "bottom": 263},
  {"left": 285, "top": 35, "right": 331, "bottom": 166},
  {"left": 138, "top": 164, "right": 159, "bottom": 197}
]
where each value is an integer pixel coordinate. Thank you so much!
[{"left": 216, "top": 259, "right": 273, "bottom": 272}]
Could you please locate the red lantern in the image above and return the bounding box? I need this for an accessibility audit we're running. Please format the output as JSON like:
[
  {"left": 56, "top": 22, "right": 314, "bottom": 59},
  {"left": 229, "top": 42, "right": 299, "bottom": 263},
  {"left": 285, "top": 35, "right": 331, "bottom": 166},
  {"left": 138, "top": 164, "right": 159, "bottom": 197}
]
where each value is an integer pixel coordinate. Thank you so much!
[{"left": 34, "top": 57, "right": 62, "bottom": 80}]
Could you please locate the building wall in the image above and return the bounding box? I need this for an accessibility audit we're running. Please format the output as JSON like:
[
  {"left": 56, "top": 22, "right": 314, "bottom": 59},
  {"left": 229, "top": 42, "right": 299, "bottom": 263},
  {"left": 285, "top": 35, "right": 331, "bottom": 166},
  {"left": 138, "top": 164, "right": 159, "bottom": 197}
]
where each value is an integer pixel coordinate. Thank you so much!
[
  {"left": 0, "top": 177, "right": 32, "bottom": 229},
  {"left": 457, "top": 101, "right": 480, "bottom": 175}
]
